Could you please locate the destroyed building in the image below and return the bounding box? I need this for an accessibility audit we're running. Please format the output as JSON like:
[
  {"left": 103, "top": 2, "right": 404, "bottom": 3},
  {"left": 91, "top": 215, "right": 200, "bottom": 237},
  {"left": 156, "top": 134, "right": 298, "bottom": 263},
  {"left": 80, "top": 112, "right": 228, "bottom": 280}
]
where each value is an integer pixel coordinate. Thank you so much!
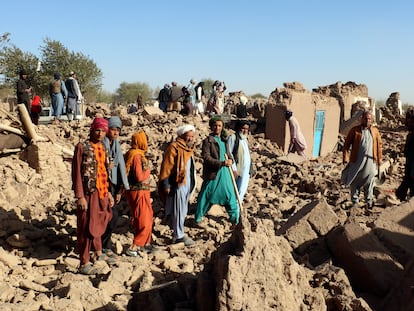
[{"left": 265, "top": 81, "right": 373, "bottom": 158}]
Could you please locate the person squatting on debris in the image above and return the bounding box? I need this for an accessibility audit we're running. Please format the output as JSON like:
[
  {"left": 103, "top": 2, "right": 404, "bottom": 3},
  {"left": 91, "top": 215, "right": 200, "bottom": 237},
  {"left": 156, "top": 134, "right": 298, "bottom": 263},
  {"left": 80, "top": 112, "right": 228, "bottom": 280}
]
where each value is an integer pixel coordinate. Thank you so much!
[
  {"left": 228, "top": 120, "right": 252, "bottom": 202},
  {"left": 285, "top": 110, "right": 307, "bottom": 157},
  {"left": 49, "top": 72, "right": 67, "bottom": 124},
  {"left": 195, "top": 115, "right": 240, "bottom": 226},
  {"left": 101, "top": 116, "right": 130, "bottom": 257},
  {"left": 341, "top": 110, "right": 383, "bottom": 208},
  {"left": 396, "top": 108, "right": 414, "bottom": 201},
  {"left": 158, "top": 124, "right": 197, "bottom": 246},
  {"left": 124, "top": 130, "right": 155, "bottom": 257},
  {"left": 71, "top": 117, "right": 115, "bottom": 275},
  {"left": 65, "top": 71, "right": 83, "bottom": 121}
]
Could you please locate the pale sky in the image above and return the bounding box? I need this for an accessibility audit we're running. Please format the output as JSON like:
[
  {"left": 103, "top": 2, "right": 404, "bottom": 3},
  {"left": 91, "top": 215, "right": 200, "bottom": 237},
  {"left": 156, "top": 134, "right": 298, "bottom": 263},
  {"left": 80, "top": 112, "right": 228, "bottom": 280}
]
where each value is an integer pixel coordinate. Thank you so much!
[{"left": 3, "top": 0, "right": 413, "bottom": 103}]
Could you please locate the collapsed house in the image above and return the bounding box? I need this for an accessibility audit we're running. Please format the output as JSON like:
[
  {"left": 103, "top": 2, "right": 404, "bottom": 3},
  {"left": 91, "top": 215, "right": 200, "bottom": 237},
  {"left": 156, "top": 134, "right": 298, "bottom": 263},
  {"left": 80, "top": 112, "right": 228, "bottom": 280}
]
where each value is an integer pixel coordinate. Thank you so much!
[{"left": 265, "top": 81, "right": 373, "bottom": 158}]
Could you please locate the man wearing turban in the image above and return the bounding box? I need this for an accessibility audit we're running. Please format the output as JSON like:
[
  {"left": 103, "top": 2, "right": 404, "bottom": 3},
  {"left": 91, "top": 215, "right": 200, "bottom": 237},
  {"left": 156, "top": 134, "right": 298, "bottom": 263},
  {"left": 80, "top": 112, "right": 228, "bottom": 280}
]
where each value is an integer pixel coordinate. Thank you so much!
[
  {"left": 228, "top": 120, "right": 252, "bottom": 202},
  {"left": 159, "top": 124, "right": 197, "bottom": 246},
  {"left": 71, "top": 117, "right": 114, "bottom": 274},
  {"left": 49, "top": 72, "right": 67, "bottom": 124}
]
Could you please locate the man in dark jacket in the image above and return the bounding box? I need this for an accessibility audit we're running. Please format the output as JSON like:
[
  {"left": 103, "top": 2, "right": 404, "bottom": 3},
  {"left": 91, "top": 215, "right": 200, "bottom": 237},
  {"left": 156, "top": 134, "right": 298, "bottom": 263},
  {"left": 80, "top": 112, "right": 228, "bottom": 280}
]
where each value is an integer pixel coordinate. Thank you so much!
[{"left": 16, "top": 69, "right": 32, "bottom": 112}]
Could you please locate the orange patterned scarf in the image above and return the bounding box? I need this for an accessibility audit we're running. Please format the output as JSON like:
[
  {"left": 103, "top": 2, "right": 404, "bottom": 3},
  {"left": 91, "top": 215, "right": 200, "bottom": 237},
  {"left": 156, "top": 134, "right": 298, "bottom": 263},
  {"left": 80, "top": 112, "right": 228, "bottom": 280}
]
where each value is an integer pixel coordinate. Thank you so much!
[
  {"left": 91, "top": 142, "right": 108, "bottom": 199},
  {"left": 125, "top": 131, "right": 148, "bottom": 176}
]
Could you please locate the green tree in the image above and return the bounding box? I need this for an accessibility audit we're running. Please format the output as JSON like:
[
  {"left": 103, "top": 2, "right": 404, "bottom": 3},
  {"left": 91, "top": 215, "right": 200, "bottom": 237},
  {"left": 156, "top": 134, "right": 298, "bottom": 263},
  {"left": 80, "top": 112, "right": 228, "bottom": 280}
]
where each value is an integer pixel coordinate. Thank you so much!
[
  {"left": 115, "top": 82, "right": 152, "bottom": 104},
  {"left": 0, "top": 36, "right": 103, "bottom": 103},
  {"left": 251, "top": 93, "right": 266, "bottom": 99},
  {"left": 201, "top": 78, "right": 215, "bottom": 97},
  {"left": 0, "top": 44, "right": 40, "bottom": 92},
  {"left": 39, "top": 38, "right": 103, "bottom": 102},
  {"left": 96, "top": 89, "right": 114, "bottom": 104}
]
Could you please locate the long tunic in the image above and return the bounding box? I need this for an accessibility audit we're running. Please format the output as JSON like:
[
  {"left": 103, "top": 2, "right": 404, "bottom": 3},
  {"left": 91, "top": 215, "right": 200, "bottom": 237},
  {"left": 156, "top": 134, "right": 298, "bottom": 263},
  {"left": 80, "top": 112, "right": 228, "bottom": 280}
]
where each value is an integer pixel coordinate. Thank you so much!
[
  {"left": 196, "top": 136, "right": 239, "bottom": 224},
  {"left": 228, "top": 134, "right": 251, "bottom": 202},
  {"left": 288, "top": 116, "right": 307, "bottom": 156},
  {"left": 50, "top": 80, "right": 68, "bottom": 118},
  {"left": 126, "top": 154, "right": 153, "bottom": 247},
  {"left": 165, "top": 157, "right": 195, "bottom": 239},
  {"left": 72, "top": 142, "right": 111, "bottom": 265}
]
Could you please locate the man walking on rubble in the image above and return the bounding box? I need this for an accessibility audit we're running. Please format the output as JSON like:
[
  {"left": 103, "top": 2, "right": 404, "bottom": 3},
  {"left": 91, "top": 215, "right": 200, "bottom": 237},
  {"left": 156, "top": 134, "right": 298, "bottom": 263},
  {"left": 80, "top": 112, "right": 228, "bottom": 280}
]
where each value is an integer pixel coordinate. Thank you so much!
[
  {"left": 285, "top": 110, "right": 307, "bottom": 157},
  {"left": 158, "top": 124, "right": 197, "bottom": 246},
  {"left": 341, "top": 110, "right": 383, "bottom": 208}
]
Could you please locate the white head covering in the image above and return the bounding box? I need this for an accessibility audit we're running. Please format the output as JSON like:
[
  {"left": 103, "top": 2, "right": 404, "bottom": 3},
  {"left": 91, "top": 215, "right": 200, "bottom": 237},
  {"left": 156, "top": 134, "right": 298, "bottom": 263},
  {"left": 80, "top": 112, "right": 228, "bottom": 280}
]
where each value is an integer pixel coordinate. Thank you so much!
[
  {"left": 239, "top": 95, "right": 248, "bottom": 105},
  {"left": 177, "top": 124, "right": 196, "bottom": 136}
]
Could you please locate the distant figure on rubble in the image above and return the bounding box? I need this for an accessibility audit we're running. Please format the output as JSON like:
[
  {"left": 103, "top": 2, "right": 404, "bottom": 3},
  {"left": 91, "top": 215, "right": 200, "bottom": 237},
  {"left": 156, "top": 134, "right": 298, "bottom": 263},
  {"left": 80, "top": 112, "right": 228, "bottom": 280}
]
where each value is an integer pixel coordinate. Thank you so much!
[
  {"left": 206, "top": 80, "right": 226, "bottom": 115},
  {"left": 187, "top": 79, "right": 196, "bottom": 112},
  {"left": 65, "top": 71, "right": 83, "bottom": 121},
  {"left": 285, "top": 110, "right": 307, "bottom": 157},
  {"left": 136, "top": 94, "right": 144, "bottom": 110},
  {"left": 341, "top": 110, "right": 383, "bottom": 209},
  {"left": 236, "top": 95, "right": 248, "bottom": 118},
  {"left": 157, "top": 84, "right": 170, "bottom": 112},
  {"left": 396, "top": 108, "right": 414, "bottom": 201},
  {"left": 72, "top": 118, "right": 114, "bottom": 274},
  {"left": 180, "top": 86, "right": 193, "bottom": 116},
  {"left": 16, "top": 69, "right": 32, "bottom": 113},
  {"left": 30, "top": 95, "right": 42, "bottom": 125},
  {"left": 168, "top": 82, "right": 183, "bottom": 112},
  {"left": 49, "top": 72, "right": 67, "bottom": 124},
  {"left": 194, "top": 81, "right": 205, "bottom": 115}
]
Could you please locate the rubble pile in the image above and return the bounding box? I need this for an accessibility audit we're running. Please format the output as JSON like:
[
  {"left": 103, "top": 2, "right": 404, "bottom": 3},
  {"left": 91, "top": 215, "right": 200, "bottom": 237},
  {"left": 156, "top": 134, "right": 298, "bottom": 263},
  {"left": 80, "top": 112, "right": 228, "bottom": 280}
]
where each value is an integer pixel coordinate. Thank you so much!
[{"left": 0, "top": 97, "right": 413, "bottom": 310}]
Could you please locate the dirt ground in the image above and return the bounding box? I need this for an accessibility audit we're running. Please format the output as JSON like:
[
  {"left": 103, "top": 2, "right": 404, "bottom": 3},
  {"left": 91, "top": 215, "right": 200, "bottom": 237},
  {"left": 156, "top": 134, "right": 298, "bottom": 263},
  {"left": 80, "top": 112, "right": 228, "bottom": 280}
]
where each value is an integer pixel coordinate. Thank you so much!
[{"left": 0, "top": 101, "right": 412, "bottom": 311}]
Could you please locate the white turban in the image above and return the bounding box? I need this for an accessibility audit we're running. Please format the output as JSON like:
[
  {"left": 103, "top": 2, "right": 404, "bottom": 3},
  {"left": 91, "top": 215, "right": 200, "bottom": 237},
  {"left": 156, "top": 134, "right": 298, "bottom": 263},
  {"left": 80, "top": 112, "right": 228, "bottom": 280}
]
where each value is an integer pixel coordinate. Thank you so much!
[
  {"left": 239, "top": 95, "right": 248, "bottom": 105},
  {"left": 177, "top": 124, "right": 195, "bottom": 136}
]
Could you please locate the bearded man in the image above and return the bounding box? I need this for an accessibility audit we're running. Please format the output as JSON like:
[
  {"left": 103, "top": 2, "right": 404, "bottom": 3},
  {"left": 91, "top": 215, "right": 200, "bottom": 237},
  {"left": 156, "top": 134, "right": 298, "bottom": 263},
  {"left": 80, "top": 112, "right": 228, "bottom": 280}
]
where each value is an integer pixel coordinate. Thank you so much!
[
  {"left": 228, "top": 120, "right": 252, "bottom": 202},
  {"left": 342, "top": 110, "right": 383, "bottom": 208},
  {"left": 158, "top": 124, "right": 196, "bottom": 246}
]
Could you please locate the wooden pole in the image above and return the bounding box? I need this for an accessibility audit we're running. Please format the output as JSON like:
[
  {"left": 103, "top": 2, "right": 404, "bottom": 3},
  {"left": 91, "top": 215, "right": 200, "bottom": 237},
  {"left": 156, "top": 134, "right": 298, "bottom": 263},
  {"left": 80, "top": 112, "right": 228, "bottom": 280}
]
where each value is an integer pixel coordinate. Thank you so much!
[
  {"left": 17, "top": 104, "right": 38, "bottom": 142},
  {"left": 225, "top": 153, "right": 243, "bottom": 212}
]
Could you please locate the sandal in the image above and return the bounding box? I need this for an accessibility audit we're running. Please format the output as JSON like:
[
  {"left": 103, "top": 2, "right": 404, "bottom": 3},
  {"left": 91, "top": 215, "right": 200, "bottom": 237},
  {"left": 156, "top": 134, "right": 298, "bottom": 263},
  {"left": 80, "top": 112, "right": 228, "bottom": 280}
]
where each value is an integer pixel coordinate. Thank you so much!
[
  {"left": 97, "top": 253, "right": 117, "bottom": 265},
  {"left": 102, "top": 248, "right": 116, "bottom": 257},
  {"left": 79, "top": 262, "right": 96, "bottom": 275},
  {"left": 126, "top": 248, "right": 142, "bottom": 258}
]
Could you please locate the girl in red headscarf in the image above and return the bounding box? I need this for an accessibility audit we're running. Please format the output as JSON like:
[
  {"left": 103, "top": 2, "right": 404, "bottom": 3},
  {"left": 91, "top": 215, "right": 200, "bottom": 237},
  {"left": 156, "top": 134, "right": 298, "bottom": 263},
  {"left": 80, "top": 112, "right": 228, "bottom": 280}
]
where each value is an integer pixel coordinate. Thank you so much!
[
  {"left": 30, "top": 95, "right": 42, "bottom": 125},
  {"left": 124, "top": 130, "right": 154, "bottom": 256}
]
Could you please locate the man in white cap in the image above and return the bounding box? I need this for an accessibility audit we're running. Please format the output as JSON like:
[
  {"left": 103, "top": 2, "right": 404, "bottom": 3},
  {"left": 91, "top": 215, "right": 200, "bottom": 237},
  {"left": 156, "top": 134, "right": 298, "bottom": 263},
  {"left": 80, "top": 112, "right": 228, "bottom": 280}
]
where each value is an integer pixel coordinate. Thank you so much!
[
  {"left": 158, "top": 124, "right": 196, "bottom": 246},
  {"left": 65, "top": 71, "right": 83, "bottom": 120}
]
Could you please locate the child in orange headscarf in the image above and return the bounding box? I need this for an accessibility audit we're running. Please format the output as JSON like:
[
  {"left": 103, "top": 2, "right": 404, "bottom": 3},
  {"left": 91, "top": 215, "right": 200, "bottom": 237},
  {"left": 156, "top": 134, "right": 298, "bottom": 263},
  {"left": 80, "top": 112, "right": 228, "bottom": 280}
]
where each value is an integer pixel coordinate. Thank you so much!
[{"left": 124, "top": 130, "right": 154, "bottom": 256}]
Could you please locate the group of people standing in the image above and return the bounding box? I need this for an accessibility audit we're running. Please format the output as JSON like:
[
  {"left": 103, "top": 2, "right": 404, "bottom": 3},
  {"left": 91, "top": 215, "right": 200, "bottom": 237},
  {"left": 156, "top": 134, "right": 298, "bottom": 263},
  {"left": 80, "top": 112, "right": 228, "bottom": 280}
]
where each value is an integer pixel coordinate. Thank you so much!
[
  {"left": 157, "top": 79, "right": 228, "bottom": 116},
  {"left": 49, "top": 71, "right": 83, "bottom": 124},
  {"left": 71, "top": 114, "right": 253, "bottom": 274},
  {"left": 15, "top": 69, "right": 83, "bottom": 125}
]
